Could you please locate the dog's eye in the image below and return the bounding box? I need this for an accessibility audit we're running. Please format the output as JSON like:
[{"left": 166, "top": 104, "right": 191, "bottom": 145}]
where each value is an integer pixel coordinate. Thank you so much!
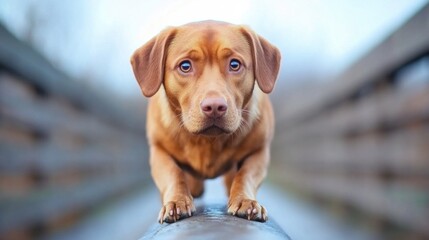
[
  {"left": 179, "top": 60, "right": 192, "bottom": 73},
  {"left": 229, "top": 59, "right": 241, "bottom": 71}
]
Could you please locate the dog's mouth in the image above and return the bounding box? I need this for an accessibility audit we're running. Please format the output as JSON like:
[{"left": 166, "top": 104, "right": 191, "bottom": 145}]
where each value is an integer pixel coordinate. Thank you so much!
[
  {"left": 183, "top": 112, "right": 239, "bottom": 136},
  {"left": 195, "top": 125, "right": 230, "bottom": 136}
]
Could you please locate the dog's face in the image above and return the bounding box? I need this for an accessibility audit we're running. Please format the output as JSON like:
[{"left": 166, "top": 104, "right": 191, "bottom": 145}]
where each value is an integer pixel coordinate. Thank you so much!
[
  {"left": 163, "top": 23, "right": 256, "bottom": 135},
  {"left": 131, "top": 21, "right": 280, "bottom": 136}
]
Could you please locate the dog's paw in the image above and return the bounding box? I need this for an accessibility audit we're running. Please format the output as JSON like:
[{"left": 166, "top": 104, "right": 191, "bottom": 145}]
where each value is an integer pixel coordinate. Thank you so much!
[
  {"left": 227, "top": 198, "right": 268, "bottom": 222},
  {"left": 158, "top": 195, "right": 196, "bottom": 224}
]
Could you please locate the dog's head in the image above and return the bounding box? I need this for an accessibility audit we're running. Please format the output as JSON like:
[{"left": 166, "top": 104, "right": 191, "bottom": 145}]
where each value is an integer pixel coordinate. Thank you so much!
[{"left": 131, "top": 21, "right": 280, "bottom": 136}]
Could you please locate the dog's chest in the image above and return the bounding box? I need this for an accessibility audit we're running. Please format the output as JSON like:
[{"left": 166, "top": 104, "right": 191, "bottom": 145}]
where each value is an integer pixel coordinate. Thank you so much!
[{"left": 170, "top": 137, "right": 243, "bottom": 179}]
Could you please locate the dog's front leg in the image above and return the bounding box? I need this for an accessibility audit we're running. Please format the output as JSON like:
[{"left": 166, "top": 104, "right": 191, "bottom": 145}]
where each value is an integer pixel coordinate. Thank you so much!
[
  {"left": 150, "top": 145, "right": 195, "bottom": 223},
  {"left": 227, "top": 147, "right": 269, "bottom": 222}
]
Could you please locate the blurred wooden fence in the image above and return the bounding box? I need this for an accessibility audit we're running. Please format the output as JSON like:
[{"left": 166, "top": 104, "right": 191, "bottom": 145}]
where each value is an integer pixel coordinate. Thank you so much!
[
  {"left": 0, "top": 24, "right": 149, "bottom": 239},
  {"left": 271, "top": 4, "right": 429, "bottom": 238}
]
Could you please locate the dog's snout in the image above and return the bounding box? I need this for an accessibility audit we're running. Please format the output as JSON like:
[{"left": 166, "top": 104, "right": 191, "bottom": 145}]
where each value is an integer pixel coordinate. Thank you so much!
[{"left": 201, "top": 98, "right": 227, "bottom": 118}]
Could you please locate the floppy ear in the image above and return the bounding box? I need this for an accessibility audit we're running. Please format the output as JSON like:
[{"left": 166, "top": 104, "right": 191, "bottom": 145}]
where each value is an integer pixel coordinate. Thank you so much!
[
  {"left": 130, "top": 27, "right": 176, "bottom": 97},
  {"left": 240, "top": 27, "right": 281, "bottom": 93}
]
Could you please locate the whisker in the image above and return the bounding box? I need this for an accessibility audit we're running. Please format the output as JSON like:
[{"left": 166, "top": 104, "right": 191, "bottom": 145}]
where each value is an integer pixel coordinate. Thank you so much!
[
  {"left": 173, "top": 112, "right": 187, "bottom": 139},
  {"left": 240, "top": 108, "right": 261, "bottom": 122}
]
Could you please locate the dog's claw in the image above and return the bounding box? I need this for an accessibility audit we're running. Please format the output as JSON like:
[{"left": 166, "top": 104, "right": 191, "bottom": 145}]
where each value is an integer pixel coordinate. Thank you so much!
[
  {"left": 261, "top": 206, "right": 268, "bottom": 221},
  {"left": 186, "top": 205, "right": 192, "bottom": 217},
  {"left": 158, "top": 206, "right": 165, "bottom": 224},
  {"left": 158, "top": 196, "right": 195, "bottom": 224},
  {"left": 227, "top": 198, "right": 267, "bottom": 222}
]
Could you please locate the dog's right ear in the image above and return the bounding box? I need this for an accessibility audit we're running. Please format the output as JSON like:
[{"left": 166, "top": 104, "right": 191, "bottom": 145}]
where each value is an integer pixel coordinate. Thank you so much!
[{"left": 130, "top": 28, "right": 176, "bottom": 97}]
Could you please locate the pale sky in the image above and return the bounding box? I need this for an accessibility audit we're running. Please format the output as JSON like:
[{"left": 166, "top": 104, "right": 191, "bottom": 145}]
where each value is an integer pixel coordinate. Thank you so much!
[{"left": 0, "top": 0, "right": 427, "bottom": 97}]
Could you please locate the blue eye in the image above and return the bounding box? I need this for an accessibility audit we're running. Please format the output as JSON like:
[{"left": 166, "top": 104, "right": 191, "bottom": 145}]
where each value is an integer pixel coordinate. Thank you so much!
[
  {"left": 179, "top": 60, "right": 192, "bottom": 73},
  {"left": 229, "top": 59, "right": 241, "bottom": 71}
]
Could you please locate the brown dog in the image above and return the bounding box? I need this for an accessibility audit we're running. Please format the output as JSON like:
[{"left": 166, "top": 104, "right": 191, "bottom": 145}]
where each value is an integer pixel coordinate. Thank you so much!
[{"left": 131, "top": 20, "right": 280, "bottom": 223}]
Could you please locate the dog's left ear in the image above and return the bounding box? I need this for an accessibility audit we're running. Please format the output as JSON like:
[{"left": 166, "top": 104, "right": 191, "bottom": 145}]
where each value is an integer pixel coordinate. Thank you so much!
[
  {"left": 240, "top": 27, "right": 281, "bottom": 94},
  {"left": 130, "top": 27, "right": 176, "bottom": 97}
]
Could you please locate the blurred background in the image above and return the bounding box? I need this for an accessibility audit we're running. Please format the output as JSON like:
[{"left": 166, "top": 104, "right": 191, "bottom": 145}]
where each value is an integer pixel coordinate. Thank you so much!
[{"left": 0, "top": 0, "right": 428, "bottom": 239}]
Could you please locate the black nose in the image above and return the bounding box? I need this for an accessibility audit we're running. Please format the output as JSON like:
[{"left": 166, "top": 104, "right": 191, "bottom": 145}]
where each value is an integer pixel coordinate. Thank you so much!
[{"left": 200, "top": 97, "right": 227, "bottom": 118}]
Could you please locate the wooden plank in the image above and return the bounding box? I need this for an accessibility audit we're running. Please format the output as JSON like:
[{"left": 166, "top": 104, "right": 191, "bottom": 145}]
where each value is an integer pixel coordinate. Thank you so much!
[
  {"left": 0, "top": 72, "right": 148, "bottom": 147},
  {"left": 0, "top": 93, "right": 118, "bottom": 140},
  {"left": 0, "top": 173, "right": 149, "bottom": 234},
  {"left": 335, "top": 86, "right": 429, "bottom": 135},
  {"left": 0, "top": 121, "right": 36, "bottom": 146},
  {"left": 0, "top": 142, "right": 146, "bottom": 174},
  {"left": 0, "top": 27, "right": 145, "bottom": 132},
  {"left": 274, "top": 86, "right": 429, "bottom": 146},
  {"left": 271, "top": 168, "right": 429, "bottom": 237},
  {"left": 273, "top": 87, "right": 429, "bottom": 174},
  {"left": 275, "top": 4, "right": 429, "bottom": 125},
  {"left": 273, "top": 126, "right": 429, "bottom": 176},
  {"left": 330, "top": 3, "right": 429, "bottom": 100}
]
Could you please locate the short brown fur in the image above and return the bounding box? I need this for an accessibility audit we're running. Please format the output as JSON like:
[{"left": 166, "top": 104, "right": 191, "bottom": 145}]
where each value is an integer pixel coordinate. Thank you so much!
[{"left": 131, "top": 20, "right": 281, "bottom": 223}]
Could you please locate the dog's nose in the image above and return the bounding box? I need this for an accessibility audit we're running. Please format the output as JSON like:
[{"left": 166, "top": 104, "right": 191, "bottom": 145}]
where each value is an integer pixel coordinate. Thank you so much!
[{"left": 201, "top": 97, "right": 227, "bottom": 118}]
